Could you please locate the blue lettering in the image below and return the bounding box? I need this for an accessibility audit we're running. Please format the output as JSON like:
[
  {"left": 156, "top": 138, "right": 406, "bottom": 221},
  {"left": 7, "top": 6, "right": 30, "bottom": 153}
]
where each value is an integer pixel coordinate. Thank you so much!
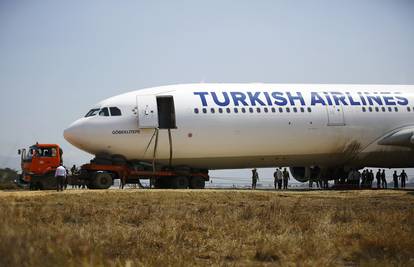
[
  {"left": 263, "top": 92, "right": 273, "bottom": 106},
  {"left": 331, "top": 92, "right": 348, "bottom": 106},
  {"left": 286, "top": 92, "right": 305, "bottom": 106},
  {"left": 271, "top": 92, "right": 288, "bottom": 106},
  {"left": 310, "top": 92, "right": 326, "bottom": 106},
  {"left": 381, "top": 93, "right": 396, "bottom": 105},
  {"left": 193, "top": 92, "right": 209, "bottom": 107},
  {"left": 211, "top": 92, "right": 230, "bottom": 106},
  {"left": 323, "top": 92, "right": 333, "bottom": 105},
  {"left": 366, "top": 93, "right": 383, "bottom": 106},
  {"left": 357, "top": 92, "right": 367, "bottom": 105},
  {"left": 247, "top": 92, "right": 266, "bottom": 106},
  {"left": 230, "top": 92, "right": 248, "bottom": 106},
  {"left": 395, "top": 93, "right": 408, "bottom": 105},
  {"left": 346, "top": 92, "right": 360, "bottom": 105}
]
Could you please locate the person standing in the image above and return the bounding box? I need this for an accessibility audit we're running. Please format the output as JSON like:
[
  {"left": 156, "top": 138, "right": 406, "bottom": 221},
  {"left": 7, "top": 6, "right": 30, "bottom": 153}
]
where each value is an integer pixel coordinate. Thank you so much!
[
  {"left": 273, "top": 168, "right": 281, "bottom": 190},
  {"left": 375, "top": 169, "right": 381, "bottom": 189},
  {"left": 282, "top": 168, "right": 290, "bottom": 190},
  {"left": 381, "top": 169, "right": 387, "bottom": 189},
  {"left": 368, "top": 169, "right": 374, "bottom": 189},
  {"left": 393, "top": 170, "right": 398, "bottom": 189},
  {"left": 55, "top": 164, "right": 67, "bottom": 192},
  {"left": 400, "top": 170, "right": 407, "bottom": 189},
  {"left": 361, "top": 170, "right": 367, "bottom": 188},
  {"left": 251, "top": 168, "right": 259, "bottom": 190}
]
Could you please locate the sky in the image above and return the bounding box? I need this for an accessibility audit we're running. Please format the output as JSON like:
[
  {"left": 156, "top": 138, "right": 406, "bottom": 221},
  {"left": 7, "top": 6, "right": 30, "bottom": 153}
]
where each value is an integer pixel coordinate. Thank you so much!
[{"left": 1, "top": 0, "right": 414, "bottom": 185}]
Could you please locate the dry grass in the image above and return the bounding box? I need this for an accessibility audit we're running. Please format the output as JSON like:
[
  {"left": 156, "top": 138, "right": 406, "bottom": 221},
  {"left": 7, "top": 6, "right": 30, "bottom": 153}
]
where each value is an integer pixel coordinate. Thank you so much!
[{"left": 0, "top": 189, "right": 413, "bottom": 266}]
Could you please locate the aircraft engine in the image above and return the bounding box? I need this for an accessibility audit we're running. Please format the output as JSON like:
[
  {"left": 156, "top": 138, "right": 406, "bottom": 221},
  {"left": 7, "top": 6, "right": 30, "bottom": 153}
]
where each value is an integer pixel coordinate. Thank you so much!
[{"left": 289, "top": 166, "right": 321, "bottom": 182}]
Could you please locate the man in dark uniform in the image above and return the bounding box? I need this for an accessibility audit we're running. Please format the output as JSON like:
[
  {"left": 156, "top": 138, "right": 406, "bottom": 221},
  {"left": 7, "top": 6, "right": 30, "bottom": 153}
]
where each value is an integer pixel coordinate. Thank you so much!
[
  {"left": 282, "top": 168, "right": 290, "bottom": 190},
  {"left": 381, "top": 169, "right": 387, "bottom": 189},
  {"left": 375, "top": 169, "right": 381, "bottom": 189},
  {"left": 400, "top": 170, "right": 407, "bottom": 188},
  {"left": 251, "top": 168, "right": 259, "bottom": 190},
  {"left": 393, "top": 170, "right": 398, "bottom": 189},
  {"left": 361, "top": 170, "right": 367, "bottom": 188},
  {"left": 368, "top": 169, "right": 374, "bottom": 188}
]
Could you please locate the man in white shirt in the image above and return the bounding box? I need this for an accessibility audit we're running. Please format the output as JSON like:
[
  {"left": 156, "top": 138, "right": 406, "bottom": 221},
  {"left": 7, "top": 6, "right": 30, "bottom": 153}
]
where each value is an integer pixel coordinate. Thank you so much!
[{"left": 55, "top": 164, "right": 67, "bottom": 192}]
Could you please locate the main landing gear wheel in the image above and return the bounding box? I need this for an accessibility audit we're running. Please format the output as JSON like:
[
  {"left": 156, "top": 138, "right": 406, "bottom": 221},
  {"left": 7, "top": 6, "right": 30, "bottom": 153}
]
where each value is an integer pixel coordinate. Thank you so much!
[
  {"left": 170, "top": 176, "right": 189, "bottom": 189},
  {"left": 190, "top": 176, "right": 205, "bottom": 189},
  {"left": 92, "top": 172, "right": 113, "bottom": 189}
]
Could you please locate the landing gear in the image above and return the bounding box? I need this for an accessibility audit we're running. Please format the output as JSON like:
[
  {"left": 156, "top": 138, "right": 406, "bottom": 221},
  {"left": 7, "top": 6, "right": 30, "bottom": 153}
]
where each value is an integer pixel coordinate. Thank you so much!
[{"left": 89, "top": 172, "right": 113, "bottom": 189}]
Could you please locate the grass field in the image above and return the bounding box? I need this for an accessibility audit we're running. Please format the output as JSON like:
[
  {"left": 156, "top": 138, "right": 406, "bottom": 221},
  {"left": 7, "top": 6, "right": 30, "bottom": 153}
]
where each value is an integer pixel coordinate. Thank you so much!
[{"left": 0, "top": 189, "right": 413, "bottom": 266}]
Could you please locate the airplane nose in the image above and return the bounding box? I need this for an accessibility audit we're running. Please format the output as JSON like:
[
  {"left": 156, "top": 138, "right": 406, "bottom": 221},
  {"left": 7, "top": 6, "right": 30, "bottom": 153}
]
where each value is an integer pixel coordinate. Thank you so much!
[{"left": 64, "top": 120, "right": 86, "bottom": 148}]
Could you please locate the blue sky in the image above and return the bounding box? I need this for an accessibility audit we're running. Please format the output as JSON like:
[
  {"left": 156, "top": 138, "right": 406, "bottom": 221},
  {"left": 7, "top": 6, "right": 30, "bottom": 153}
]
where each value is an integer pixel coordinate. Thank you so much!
[{"left": 1, "top": 0, "right": 414, "bottom": 183}]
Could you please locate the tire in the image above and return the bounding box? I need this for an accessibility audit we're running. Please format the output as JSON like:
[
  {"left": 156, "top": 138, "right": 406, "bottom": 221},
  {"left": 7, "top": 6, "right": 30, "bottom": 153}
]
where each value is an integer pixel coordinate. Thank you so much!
[
  {"left": 190, "top": 176, "right": 205, "bottom": 189},
  {"left": 92, "top": 172, "right": 113, "bottom": 189},
  {"left": 170, "top": 176, "right": 189, "bottom": 189}
]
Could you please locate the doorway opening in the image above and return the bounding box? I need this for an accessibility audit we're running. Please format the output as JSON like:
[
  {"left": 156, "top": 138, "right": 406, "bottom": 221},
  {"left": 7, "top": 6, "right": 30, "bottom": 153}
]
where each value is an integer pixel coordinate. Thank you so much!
[{"left": 157, "top": 96, "right": 176, "bottom": 129}]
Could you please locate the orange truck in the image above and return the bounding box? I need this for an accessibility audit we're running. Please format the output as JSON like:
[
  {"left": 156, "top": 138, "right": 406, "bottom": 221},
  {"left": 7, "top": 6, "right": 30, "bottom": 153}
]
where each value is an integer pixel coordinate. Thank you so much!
[{"left": 17, "top": 143, "right": 209, "bottom": 190}]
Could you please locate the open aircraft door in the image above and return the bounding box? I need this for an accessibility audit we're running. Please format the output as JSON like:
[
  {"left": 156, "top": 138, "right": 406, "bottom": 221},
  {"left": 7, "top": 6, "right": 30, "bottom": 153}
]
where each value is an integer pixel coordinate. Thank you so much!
[
  {"left": 136, "top": 95, "right": 159, "bottom": 128},
  {"left": 326, "top": 104, "right": 345, "bottom": 126}
]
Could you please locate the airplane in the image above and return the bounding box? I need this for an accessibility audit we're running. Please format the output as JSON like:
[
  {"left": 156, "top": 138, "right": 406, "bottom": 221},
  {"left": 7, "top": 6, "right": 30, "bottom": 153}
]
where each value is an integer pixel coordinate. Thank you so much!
[{"left": 64, "top": 83, "right": 414, "bottom": 183}]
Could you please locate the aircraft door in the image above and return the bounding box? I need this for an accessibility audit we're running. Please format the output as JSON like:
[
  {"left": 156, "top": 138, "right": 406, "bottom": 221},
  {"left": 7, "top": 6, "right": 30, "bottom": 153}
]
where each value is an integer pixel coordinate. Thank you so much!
[
  {"left": 136, "top": 95, "right": 159, "bottom": 128},
  {"left": 326, "top": 104, "right": 345, "bottom": 126}
]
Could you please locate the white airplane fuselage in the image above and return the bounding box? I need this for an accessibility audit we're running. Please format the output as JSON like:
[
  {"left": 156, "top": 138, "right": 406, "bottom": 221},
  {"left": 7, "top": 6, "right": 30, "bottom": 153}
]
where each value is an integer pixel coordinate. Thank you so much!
[{"left": 64, "top": 84, "right": 414, "bottom": 173}]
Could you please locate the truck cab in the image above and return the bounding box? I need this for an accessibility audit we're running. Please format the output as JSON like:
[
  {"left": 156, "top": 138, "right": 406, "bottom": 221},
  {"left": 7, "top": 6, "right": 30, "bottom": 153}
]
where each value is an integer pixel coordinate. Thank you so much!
[{"left": 18, "top": 143, "right": 63, "bottom": 189}]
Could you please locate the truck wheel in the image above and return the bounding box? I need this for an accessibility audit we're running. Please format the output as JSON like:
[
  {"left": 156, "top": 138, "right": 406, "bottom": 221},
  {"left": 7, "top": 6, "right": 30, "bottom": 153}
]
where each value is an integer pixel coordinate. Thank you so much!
[
  {"left": 171, "top": 176, "right": 189, "bottom": 189},
  {"left": 92, "top": 172, "right": 113, "bottom": 189},
  {"left": 190, "top": 176, "right": 205, "bottom": 189}
]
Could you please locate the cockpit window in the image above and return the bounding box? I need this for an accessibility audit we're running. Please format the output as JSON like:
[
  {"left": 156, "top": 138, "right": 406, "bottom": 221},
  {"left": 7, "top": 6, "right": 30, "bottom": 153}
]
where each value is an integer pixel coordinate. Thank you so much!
[
  {"left": 99, "top": 107, "right": 109, "bottom": 116},
  {"left": 85, "top": 108, "right": 100, "bottom": 117},
  {"left": 110, "top": 107, "right": 122, "bottom": 116}
]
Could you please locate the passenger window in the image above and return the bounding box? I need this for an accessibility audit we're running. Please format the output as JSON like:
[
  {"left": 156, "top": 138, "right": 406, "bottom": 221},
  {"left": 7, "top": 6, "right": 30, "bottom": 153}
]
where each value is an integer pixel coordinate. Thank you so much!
[
  {"left": 241, "top": 108, "right": 246, "bottom": 113},
  {"left": 362, "top": 107, "right": 366, "bottom": 112},
  {"left": 407, "top": 107, "right": 411, "bottom": 112},
  {"left": 307, "top": 107, "right": 312, "bottom": 113},
  {"left": 210, "top": 108, "right": 215, "bottom": 114},
  {"left": 264, "top": 107, "right": 268, "bottom": 113},
  {"left": 394, "top": 107, "right": 398, "bottom": 112},
  {"left": 381, "top": 107, "right": 386, "bottom": 112},
  {"left": 279, "top": 107, "right": 283, "bottom": 113},
  {"left": 286, "top": 107, "right": 290, "bottom": 113},
  {"left": 226, "top": 108, "right": 231, "bottom": 113},
  {"left": 99, "top": 107, "right": 109, "bottom": 116},
  {"left": 202, "top": 108, "right": 207, "bottom": 114},
  {"left": 293, "top": 107, "right": 297, "bottom": 113},
  {"left": 388, "top": 107, "right": 392, "bottom": 112},
  {"left": 249, "top": 107, "right": 254, "bottom": 113},
  {"left": 218, "top": 108, "right": 223, "bottom": 114},
  {"left": 271, "top": 107, "right": 276, "bottom": 113},
  {"left": 300, "top": 107, "right": 304, "bottom": 113},
  {"left": 194, "top": 108, "right": 199, "bottom": 114},
  {"left": 234, "top": 108, "right": 238, "bottom": 113},
  {"left": 256, "top": 108, "right": 261, "bottom": 113},
  {"left": 109, "top": 107, "right": 122, "bottom": 116}
]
